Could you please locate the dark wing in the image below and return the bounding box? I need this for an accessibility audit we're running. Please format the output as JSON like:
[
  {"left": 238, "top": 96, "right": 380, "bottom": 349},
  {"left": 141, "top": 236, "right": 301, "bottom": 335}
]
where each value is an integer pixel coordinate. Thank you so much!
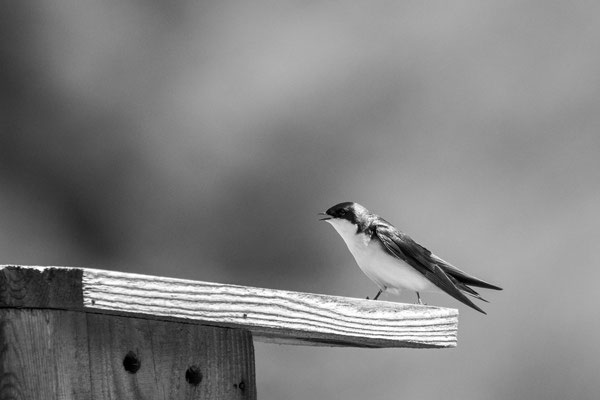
[
  {"left": 374, "top": 223, "right": 491, "bottom": 314},
  {"left": 430, "top": 254, "right": 502, "bottom": 291}
]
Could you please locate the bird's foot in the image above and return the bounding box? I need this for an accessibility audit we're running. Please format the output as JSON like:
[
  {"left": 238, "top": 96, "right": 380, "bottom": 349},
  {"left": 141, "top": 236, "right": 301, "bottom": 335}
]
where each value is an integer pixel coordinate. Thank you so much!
[{"left": 366, "top": 289, "right": 384, "bottom": 301}]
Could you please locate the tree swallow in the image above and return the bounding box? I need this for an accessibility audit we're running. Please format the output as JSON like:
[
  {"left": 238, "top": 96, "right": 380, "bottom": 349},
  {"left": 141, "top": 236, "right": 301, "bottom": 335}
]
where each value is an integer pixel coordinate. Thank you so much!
[{"left": 320, "top": 202, "right": 502, "bottom": 314}]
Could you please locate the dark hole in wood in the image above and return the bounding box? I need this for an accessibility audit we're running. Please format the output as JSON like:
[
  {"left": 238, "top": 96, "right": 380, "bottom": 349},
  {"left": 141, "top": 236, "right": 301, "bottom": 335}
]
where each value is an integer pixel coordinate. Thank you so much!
[
  {"left": 185, "top": 365, "right": 202, "bottom": 386},
  {"left": 123, "top": 351, "right": 141, "bottom": 374}
]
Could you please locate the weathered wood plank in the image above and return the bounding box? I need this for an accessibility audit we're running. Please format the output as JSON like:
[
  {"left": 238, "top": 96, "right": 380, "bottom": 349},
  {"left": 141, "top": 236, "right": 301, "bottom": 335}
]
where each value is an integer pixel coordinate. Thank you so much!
[
  {"left": 0, "top": 308, "right": 256, "bottom": 400},
  {"left": 81, "top": 269, "right": 458, "bottom": 348},
  {"left": 0, "top": 309, "right": 92, "bottom": 400},
  {"left": 86, "top": 313, "right": 255, "bottom": 400},
  {"left": 0, "top": 265, "right": 458, "bottom": 348},
  {"left": 0, "top": 266, "right": 83, "bottom": 309}
]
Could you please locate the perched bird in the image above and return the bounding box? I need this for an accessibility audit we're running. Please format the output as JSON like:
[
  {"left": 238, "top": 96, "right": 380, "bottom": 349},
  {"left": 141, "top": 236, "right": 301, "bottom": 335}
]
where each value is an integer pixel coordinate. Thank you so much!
[{"left": 320, "top": 202, "right": 501, "bottom": 314}]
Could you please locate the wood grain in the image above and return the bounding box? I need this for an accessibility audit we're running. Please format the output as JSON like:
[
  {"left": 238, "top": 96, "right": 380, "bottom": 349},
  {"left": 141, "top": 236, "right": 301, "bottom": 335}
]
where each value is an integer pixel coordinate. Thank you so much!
[
  {"left": 86, "top": 313, "right": 255, "bottom": 400},
  {"left": 0, "top": 309, "right": 255, "bottom": 400},
  {"left": 1, "top": 265, "right": 458, "bottom": 348},
  {"left": 0, "top": 309, "right": 92, "bottom": 400},
  {"left": 0, "top": 265, "right": 83, "bottom": 309},
  {"left": 82, "top": 269, "right": 457, "bottom": 348}
]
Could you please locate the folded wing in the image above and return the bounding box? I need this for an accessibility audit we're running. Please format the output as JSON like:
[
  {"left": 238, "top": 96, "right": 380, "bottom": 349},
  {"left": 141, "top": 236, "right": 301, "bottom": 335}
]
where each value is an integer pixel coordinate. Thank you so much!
[{"left": 374, "top": 224, "right": 501, "bottom": 314}]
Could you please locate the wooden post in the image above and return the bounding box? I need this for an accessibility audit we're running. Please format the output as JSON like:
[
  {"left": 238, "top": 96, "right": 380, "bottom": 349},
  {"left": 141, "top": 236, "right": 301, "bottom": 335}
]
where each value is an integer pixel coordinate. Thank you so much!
[{"left": 0, "top": 265, "right": 458, "bottom": 399}]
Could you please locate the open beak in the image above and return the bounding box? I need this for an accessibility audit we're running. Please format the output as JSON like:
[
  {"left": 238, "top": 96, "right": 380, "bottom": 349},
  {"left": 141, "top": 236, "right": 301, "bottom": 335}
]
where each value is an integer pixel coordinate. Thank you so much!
[{"left": 318, "top": 212, "right": 331, "bottom": 221}]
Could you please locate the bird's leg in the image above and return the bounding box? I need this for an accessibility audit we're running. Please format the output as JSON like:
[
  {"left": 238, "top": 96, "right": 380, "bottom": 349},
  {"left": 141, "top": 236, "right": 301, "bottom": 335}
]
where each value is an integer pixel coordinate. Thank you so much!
[
  {"left": 366, "top": 289, "right": 384, "bottom": 300},
  {"left": 369, "top": 289, "right": 383, "bottom": 301},
  {"left": 416, "top": 292, "right": 424, "bottom": 305}
]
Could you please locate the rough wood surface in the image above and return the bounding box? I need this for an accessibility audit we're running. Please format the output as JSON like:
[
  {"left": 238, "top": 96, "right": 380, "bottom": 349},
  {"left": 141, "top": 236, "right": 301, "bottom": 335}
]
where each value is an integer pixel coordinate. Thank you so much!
[
  {"left": 0, "top": 309, "right": 255, "bottom": 400},
  {"left": 0, "top": 266, "right": 83, "bottom": 309},
  {"left": 0, "top": 309, "right": 91, "bottom": 400},
  {"left": 0, "top": 265, "right": 458, "bottom": 348},
  {"left": 86, "top": 313, "right": 255, "bottom": 400}
]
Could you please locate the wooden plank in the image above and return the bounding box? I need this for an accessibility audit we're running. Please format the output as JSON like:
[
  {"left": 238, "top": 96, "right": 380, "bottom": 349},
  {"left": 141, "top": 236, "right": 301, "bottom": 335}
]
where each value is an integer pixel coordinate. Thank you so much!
[
  {"left": 86, "top": 313, "right": 255, "bottom": 400},
  {"left": 0, "top": 308, "right": 255, "bottom": 400},
  {"left": 0, "top": 309, "right": 92, "bottom": 399},
  {"left": 0, "top": 265, "right": 458, "bottom": 348},
  {"left": 81, "top": 269, "right": 457, "bottom": 348},
  {"left": 0, "top": 265, "right": 83, "bottom": 309}
]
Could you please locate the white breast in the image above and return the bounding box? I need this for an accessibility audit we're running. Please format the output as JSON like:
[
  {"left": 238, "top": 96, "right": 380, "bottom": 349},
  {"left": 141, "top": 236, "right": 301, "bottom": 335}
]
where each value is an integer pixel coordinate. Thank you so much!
[{"left": 326, "top": 219, "right": 436, "bottom": 294}]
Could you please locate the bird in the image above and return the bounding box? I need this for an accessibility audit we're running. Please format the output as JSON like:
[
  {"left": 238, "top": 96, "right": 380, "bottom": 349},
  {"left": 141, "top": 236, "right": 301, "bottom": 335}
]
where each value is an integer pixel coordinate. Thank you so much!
[{"left": 319, "top": 202, "right": 502, "bottom": 314}]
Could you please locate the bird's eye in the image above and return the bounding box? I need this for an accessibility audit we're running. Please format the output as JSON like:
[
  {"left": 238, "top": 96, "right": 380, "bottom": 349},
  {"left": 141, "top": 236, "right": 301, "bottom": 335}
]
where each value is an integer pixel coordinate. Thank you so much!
[{"left": 338, "top": 209, "right": 346, "bottom": 216}]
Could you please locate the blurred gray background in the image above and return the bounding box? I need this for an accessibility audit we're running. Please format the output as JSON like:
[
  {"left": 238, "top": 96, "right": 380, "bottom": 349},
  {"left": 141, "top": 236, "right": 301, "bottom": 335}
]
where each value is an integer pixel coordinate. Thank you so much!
[{"left": 2, "top": 1, "right": 599, "bottom": 399}]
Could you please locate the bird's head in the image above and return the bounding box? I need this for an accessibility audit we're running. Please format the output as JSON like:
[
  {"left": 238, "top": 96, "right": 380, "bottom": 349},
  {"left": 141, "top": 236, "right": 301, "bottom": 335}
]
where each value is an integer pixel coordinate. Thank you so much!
[{"left": 319, "top": 202, "right": 372, "bottom": 235}]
